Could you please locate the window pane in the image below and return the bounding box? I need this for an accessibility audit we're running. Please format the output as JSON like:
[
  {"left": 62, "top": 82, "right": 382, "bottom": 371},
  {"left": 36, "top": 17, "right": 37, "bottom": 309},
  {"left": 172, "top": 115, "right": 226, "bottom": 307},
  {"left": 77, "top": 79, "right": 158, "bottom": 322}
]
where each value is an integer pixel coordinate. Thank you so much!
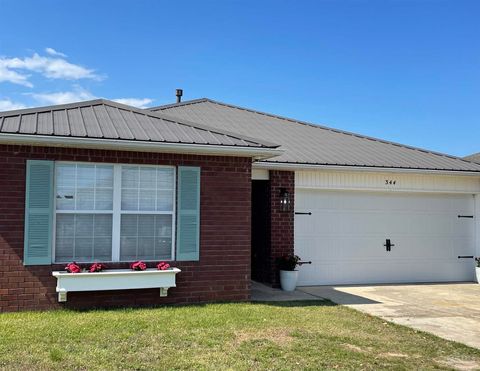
[
  {"left": 121, "top": 189, "right": 138, "bottom": 210},
  {"left": 96, "top": 165, "right": 114, "bottom": 188},
  {"left": 120, "top": 214, "right": 172, "bottom": 261},
  {"left": 121, "top": 166, "right": 174, "bottom": 212},
  {"left": 56, "top": 164, "right": 75, "bottom": 188},
  {"left": 157, "top": 190, "right": 174, "bottom": 211},
  {"left": 139, "top": 167, "right": 156, "bottom": 188},
  {"left": 157, "top": 168, "right": 174, "bottom": 189},
  {"left": 139, "top": 189, "right": 156, "bottom": 211},
  {"left": 155, "top": 215, "right": 173, "bottom": 259},
  {"left": 55, "top": 214, "right": 112, "bottom": 262},
  {"left": 56, "top": 164, "right": 113, "bottom": 211},
  {"left": 122, "top": 166, "right": 138, "bottom": 188},
  {"left": 56, "top": 187, "right": 75, "bottom": 210},
  {"left": 96, "top": 189, "right": 113, "bottom": 210}
]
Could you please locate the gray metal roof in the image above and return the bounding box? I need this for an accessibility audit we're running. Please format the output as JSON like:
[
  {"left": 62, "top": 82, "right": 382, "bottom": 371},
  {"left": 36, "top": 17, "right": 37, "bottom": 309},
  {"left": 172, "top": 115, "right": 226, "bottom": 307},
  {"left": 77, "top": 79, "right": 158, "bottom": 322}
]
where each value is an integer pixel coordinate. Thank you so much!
[
  {"left": 464, "top": 153, "right": 480, "bottom": 164},
  {"left": 0, "top": 99, "right": 278, "bottom": 149},
  {"left": 151, "top": 98, "right": 480, "bottom": 172}
]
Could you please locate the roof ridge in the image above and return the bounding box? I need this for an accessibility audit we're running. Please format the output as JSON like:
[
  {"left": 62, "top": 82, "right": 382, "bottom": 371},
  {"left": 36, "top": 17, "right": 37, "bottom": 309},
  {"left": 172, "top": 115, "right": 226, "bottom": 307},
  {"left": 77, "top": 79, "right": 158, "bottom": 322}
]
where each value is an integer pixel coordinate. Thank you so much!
[
  {"left": 149, "top": 98, "right": 210, "bottom": 111},
  {"left": 0, "top": 99, "right": 107, "bottom": 116},
  {"left": 0, "top": 98, "right": 279, "bottom": 149},
  {"left": 154, "top": 98, "right": 474, "bottom": 166}
]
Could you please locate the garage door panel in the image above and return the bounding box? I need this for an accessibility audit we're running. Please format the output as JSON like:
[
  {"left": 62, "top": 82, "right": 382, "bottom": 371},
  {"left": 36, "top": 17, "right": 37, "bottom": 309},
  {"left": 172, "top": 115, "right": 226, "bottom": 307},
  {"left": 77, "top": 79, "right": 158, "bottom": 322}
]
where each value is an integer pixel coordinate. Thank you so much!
[
  {"left": 297, "top": 236, "right": 392, "bottom": 261},
  {"left": 295, "top": 190, "right": 475, "bottom": 285},
  {"left": 299, "top": 260, "right": 474, "bottom": 286}
]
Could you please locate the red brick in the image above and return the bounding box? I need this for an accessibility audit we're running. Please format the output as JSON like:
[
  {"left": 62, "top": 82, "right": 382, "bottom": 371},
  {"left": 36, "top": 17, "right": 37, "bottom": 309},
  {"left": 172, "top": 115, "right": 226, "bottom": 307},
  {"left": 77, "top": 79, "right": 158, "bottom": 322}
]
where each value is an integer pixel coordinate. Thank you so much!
[{"left": 0, "top": 144, "right": 252, "bottom": 311}]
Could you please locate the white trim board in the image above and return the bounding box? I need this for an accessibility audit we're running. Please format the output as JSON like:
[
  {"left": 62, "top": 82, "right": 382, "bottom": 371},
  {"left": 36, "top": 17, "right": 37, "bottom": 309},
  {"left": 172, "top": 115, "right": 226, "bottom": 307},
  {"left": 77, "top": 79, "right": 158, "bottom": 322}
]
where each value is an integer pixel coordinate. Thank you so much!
[
  {"left": 0, "top": 133, "right": 283, "bottom": 160},
  {"left": 295, "top": 170, "right": 480, "bottom": 194},
  {"left": 254, "top": 161, "right": 480, "bottom": 176}
]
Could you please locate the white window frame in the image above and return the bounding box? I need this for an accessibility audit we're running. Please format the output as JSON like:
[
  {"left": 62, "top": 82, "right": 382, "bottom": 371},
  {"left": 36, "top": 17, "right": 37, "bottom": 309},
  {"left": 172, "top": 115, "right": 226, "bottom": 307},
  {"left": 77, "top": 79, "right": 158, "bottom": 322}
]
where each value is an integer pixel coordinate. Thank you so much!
[{"left": 53, "top": 161, "right": 176, "bottom": 263}]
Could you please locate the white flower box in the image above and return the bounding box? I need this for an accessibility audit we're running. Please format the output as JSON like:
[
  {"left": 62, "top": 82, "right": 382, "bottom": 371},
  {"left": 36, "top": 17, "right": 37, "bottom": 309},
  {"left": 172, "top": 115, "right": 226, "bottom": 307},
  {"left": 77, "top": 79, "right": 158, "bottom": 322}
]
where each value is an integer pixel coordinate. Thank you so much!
[{"left": 52, "top": 268, "right": 181, "bottom": 302}]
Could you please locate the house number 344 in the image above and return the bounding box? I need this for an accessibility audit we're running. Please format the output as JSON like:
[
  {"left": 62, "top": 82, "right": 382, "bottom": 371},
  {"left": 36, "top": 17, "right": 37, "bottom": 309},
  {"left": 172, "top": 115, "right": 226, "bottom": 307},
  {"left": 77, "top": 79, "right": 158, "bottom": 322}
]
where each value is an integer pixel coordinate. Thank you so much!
[{"left": 385, "top": 180, "right": 397, "bottom": 185}]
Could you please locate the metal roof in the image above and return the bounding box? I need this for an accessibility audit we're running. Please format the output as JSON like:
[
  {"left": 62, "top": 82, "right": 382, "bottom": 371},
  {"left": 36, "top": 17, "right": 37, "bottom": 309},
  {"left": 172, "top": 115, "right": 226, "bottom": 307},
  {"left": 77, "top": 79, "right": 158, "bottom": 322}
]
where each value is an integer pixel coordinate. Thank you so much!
[
  {"left": 464, "top": 153, "right": 480, "bottom": 164},
  {"left": 0, "top": 99, "right": 278, "bottom": 149},
  {"left": 151, "top": 98, "right": 480, "bottom": 172}
]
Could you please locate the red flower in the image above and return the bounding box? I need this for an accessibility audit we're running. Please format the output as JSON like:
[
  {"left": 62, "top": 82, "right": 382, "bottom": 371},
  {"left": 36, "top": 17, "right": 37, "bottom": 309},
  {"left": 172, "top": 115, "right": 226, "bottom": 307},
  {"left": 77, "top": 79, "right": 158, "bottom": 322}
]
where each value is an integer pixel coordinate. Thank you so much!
[
  {"left": 65, "top": 262, "right": 81, "bottom": 273},
  {"left": 130, "top": 261, "right": 147, "bottom": 271},
  {"left": 156, "top": 262, "right": 170, "bottom": 271},
  {"left": 89, "top": 263, "right": 106, "bottom": 272}
]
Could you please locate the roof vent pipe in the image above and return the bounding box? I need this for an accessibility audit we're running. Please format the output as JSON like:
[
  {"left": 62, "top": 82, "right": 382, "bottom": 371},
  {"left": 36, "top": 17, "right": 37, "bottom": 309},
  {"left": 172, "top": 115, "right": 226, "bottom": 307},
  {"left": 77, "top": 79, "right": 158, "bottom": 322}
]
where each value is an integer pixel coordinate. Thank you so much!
[{"left": 176, "top": 89, "right": 183, "bottom": 103}]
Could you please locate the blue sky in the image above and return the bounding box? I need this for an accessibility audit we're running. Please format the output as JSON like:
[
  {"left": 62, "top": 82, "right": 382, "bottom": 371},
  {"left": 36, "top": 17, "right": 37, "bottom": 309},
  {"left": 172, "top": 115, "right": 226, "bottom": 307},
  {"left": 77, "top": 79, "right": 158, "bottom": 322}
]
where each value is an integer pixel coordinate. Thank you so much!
[{"left": 0, "top": 0, "right": 478, "bottom": 157}]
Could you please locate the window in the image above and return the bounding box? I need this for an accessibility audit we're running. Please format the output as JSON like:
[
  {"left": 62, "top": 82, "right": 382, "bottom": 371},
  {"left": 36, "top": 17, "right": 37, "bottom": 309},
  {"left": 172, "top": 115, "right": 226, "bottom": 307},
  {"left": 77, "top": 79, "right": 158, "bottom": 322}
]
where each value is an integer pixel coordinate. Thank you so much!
[{"left": 54, "top": 163, "right": 175, "bottom": 263}]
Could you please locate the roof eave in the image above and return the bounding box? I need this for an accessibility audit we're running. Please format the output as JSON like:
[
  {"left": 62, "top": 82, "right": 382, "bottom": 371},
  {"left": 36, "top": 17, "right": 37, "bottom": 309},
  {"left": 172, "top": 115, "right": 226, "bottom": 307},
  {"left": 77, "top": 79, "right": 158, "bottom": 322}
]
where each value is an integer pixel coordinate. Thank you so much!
[
  {"left": 253, "top": 161, "right": 480, "bottom": 176},
  {"left": 0, "top": 133, "right": 283, "bottom": 160}
]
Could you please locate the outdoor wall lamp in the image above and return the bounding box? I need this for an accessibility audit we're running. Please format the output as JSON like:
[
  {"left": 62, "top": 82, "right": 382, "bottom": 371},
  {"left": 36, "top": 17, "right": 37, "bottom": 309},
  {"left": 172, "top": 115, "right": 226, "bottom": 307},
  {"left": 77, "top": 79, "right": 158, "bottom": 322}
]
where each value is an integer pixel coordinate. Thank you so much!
[{"left": 279, "top": 188, "right": 292, "bottom": 212}]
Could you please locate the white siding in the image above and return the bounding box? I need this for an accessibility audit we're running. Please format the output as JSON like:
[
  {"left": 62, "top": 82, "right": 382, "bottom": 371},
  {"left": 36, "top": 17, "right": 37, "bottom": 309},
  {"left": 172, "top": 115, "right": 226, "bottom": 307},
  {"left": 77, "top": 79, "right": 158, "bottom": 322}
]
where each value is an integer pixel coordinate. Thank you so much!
[{"left": 296, "top": 170, "right": 480, "bottom": 194}]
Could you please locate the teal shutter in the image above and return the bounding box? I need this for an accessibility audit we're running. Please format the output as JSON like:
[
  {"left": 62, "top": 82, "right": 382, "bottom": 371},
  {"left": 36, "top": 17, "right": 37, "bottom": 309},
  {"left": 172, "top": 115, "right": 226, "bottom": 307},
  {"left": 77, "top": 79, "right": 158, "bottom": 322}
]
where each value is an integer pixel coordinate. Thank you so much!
[
  {"left": 24, "top": 160, "right": 54, "bottom": 265},
  {"left": 176, "top": 166, "right": 200, "bottom": 261}
]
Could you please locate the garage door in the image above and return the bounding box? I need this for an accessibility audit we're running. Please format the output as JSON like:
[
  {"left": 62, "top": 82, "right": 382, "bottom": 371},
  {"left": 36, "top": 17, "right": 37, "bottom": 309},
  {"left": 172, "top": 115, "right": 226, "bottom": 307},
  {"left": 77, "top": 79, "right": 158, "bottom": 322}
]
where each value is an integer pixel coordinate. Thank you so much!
[{"left": 295, "top": 190, "right": 475, "bottom": 286}]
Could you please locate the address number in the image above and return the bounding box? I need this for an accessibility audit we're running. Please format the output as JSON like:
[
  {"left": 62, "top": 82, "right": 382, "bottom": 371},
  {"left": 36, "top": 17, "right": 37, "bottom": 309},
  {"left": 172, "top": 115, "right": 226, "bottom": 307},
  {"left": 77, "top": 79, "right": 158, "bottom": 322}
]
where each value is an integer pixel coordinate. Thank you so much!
[{"left": 385, "top": 180, "right": 397, "bottom": 185}]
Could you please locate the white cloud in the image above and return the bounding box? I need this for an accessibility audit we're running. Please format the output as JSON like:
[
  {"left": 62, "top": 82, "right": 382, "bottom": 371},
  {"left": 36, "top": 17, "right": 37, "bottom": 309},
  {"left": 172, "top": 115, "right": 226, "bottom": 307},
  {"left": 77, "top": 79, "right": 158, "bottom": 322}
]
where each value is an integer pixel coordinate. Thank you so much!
[
  {"left": 0, "top": 51, "right": 103, "bottom": 87},
  {"left": 113, "top": 98, "right": 153, "bottom": 108},
  {"left": 29, "top": 87, "right": 153, "bottom": 108},
  {"left": 0, "top": 99, "right": 27, "bottom": 111},
  {"left": 31, "top": 87, "right": 96, "bottom": 105},
  {"left": 45, "top": 47, "right": 67, "bottom": 58},
  {"left": 0, "top": 64, "right": 33, "bottom": 87}
]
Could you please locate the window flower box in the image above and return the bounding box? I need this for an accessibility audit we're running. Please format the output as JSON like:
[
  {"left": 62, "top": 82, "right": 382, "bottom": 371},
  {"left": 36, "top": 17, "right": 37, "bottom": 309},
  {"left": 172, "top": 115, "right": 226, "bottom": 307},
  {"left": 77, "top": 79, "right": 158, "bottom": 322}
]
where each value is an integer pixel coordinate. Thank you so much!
[{"left": 52, "top": 268, "right": 181, "bottom": 302}]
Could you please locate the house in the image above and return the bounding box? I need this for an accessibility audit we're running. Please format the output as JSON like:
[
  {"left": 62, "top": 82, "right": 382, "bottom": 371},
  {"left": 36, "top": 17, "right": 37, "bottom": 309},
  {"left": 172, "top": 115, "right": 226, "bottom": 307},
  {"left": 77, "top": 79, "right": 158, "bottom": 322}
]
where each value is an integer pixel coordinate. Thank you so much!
[
  {"left": 0, "top": 97, "right": 479, "bottom": 312},
  {"left": 152, "top": 99, "right": 480, "bottom": 287}
]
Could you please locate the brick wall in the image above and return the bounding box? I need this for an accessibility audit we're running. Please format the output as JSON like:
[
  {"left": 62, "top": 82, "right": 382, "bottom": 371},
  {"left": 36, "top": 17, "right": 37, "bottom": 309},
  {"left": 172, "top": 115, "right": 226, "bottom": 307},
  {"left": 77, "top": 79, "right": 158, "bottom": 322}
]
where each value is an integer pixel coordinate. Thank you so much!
[
  {"left": 267, "top": 170, "right": 295, "bottom": 286},
  {"left": 0, "top": 144, "right": 252, "bottom": 312}
]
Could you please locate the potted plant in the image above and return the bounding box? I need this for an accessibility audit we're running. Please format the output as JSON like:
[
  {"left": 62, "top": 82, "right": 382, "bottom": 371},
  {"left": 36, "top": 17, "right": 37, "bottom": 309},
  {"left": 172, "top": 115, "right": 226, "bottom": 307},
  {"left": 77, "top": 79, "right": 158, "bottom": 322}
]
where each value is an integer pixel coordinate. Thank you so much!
[
  {"left": 277, "top": 254, "right": 301, "bottom": 291},
  {"left": 475, "top": 257, "right": 480, "bottom": 284}
]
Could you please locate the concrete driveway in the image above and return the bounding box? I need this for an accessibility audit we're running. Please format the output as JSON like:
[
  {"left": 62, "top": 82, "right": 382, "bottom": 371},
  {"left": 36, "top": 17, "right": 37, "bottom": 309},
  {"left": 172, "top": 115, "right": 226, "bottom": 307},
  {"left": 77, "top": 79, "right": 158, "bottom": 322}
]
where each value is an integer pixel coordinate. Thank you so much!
[{"left": 300, "top": 283, "right": 480, "bottom": 349}]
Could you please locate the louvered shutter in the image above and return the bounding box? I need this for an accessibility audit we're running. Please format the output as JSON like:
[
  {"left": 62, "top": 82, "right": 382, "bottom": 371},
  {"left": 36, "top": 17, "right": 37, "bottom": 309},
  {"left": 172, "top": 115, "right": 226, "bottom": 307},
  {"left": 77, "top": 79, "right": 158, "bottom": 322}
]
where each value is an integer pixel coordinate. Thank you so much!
[
  {"left": 176, "top": 167, "right": 200, "bottom": 261},
  {"left": 24, "top": 160, "right": 54, "bottom": 265}
]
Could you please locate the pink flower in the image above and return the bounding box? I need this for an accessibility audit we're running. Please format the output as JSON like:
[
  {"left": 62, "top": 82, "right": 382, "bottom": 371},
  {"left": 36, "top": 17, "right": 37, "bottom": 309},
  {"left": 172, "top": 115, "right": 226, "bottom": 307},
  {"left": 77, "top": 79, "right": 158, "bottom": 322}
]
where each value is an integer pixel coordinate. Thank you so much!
[
  {"left": 130, "top": 261, "right": 147, "bottom": 271},
  {"left": 156, "top": 262, "right": 170, "bottom": 271},
  {"left": 89, "top": 263, "right": 106, "bottom": 272},
  {"left": 65, "top": 262, "right": 81, "bottom": 273}
]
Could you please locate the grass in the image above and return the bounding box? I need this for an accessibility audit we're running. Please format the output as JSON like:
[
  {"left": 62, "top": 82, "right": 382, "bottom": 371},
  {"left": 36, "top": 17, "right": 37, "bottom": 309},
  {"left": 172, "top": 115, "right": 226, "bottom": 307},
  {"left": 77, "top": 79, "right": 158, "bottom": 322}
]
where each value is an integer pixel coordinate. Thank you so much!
[{"left": 1, "top": 301, "right": 480, "bottom": 370}]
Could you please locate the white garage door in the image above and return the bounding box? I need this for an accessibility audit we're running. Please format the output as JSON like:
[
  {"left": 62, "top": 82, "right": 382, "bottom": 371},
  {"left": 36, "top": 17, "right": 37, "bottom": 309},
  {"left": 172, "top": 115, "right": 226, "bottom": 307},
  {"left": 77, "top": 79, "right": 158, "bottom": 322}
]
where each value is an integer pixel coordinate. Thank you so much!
[{"left": 295, "top": 190, "right": 475, "bottom": 286}]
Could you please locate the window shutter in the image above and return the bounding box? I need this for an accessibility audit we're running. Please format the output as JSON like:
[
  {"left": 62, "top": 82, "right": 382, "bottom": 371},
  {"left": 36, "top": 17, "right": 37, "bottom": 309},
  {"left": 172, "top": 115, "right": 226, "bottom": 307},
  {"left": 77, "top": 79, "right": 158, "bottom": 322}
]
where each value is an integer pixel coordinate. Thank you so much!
[
  {"left": 176, "top": 166, "right": 200, "bottom": 261},
  {"left": 24, "top": 160, "right": 54, "bottom": 265}
]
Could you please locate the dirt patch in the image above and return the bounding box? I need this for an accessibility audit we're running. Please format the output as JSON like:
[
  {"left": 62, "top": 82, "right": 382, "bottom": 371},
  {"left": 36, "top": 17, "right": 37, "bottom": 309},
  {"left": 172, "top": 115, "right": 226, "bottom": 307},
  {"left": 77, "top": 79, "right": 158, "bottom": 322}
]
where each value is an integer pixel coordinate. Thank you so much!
[
  {"left": 233, "top": 328, "right": 293, "bottom": 346},
  {"left": 343, "top": 344, "right": 368, "bottom": 353},
  {"left": 343, "top": 344, "right": 411, "bottom": 360},
  {"left": 381, "top": 352, "right": 409, "bottom": 358},
  {"left": 436, "top": 357, "right": 480, "bottom": 371}
]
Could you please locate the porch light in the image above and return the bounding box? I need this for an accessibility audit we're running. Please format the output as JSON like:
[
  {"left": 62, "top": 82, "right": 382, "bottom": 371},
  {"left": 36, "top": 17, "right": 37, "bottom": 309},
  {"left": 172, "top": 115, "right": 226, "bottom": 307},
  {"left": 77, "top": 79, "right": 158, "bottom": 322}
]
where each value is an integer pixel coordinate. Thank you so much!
[{"left": 279, "top": 188, "right": 292, "bottom": 212}]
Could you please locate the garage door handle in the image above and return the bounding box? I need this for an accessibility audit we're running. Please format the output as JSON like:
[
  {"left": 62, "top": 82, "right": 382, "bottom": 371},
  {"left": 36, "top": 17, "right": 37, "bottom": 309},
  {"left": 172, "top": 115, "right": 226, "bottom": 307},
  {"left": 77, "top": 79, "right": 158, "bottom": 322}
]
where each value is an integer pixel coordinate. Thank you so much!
[
  {"left": 458, "top": 255, "right": 474, "bottom": 259},
  {"left": 384, "top": 239, "right": 395, "bottom": 252},
  {"left": 295, "top": 212, "right": 312, "bottom": 215}
]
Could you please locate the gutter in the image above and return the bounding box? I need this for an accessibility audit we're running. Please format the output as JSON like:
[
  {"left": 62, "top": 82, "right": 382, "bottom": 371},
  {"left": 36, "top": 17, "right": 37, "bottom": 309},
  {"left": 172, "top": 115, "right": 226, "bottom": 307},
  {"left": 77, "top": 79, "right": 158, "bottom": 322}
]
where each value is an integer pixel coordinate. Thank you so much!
[
  {"left": 0, "top": 133, "right": 283, "bottom": 160},
  {"left": 253, "top": 161, "right": 480, "bottom": 177}
]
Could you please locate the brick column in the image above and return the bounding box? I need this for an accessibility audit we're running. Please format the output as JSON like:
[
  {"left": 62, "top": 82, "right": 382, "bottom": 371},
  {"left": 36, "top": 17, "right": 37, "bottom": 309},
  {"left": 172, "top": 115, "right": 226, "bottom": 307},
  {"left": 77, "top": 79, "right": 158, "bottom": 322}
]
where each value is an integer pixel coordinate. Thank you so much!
[{"left": 268, "top": 170, "right": 295, "bottom": 286}]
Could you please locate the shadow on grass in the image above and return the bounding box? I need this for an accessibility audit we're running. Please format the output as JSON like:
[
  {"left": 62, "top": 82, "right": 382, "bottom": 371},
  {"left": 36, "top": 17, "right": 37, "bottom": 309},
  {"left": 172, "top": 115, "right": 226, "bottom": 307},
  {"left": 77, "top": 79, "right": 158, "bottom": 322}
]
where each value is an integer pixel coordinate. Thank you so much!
[{"left": 34, "top": 299, "right": 337, "bottom": 315}]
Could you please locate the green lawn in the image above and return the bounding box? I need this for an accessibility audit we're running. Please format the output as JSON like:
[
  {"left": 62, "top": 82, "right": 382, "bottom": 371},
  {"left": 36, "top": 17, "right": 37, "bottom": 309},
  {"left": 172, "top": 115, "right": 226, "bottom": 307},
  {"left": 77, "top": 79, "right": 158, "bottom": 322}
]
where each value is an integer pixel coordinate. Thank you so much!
[{"left": 1, "top": 301, "right": 479, "bottom": 370}]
